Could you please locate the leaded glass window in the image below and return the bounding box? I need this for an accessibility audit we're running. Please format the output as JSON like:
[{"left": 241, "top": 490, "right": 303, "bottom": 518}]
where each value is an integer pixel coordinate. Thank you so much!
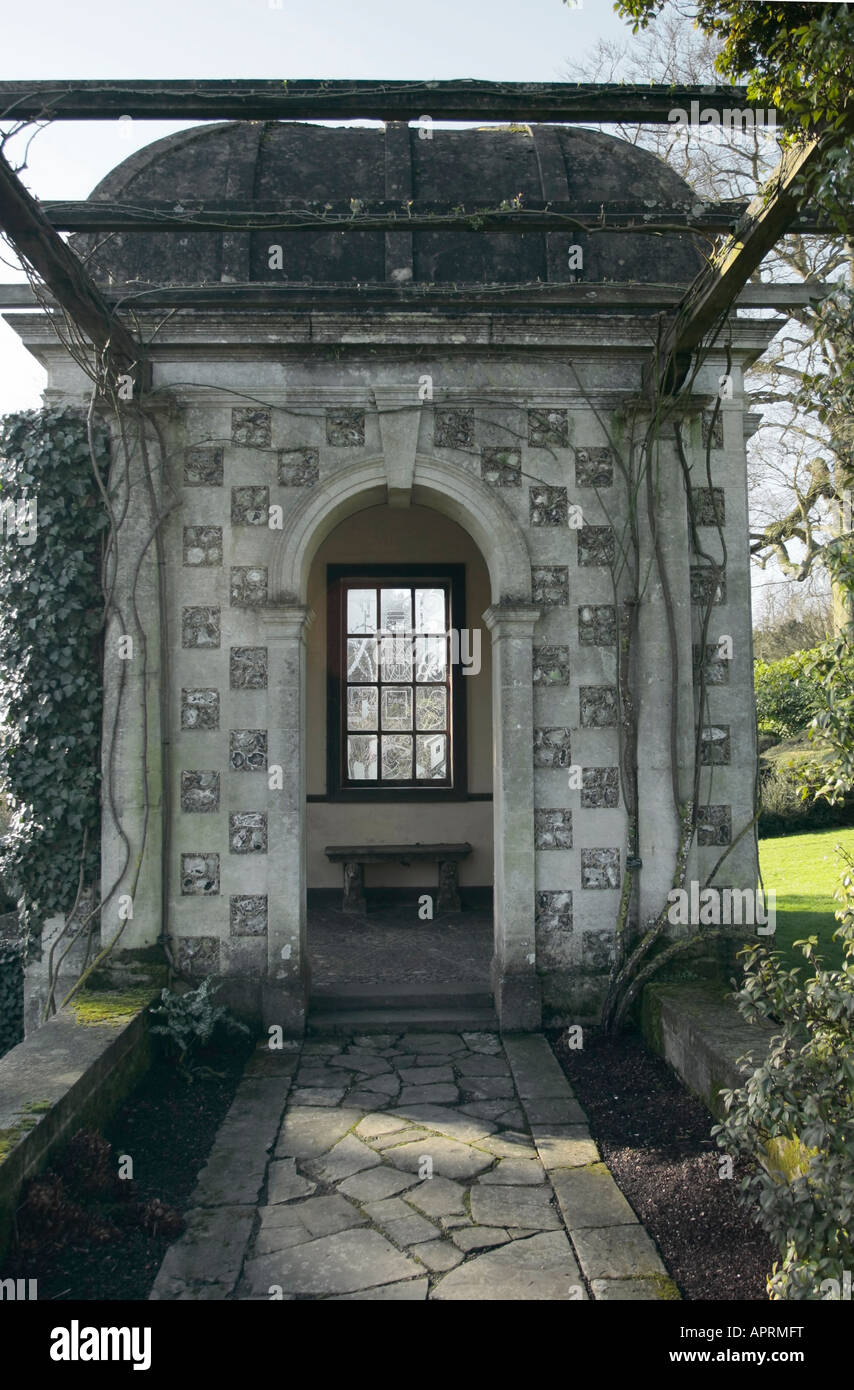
[{"left": 338, "top": 578, "right": 454, "bottom": 789}]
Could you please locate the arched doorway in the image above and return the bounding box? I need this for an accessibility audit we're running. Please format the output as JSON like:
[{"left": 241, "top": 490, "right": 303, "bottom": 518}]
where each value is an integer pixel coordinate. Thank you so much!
[
  {"left": 304, "top": 504, "right": 493, "bottom": 1005},
  {"left": 262, "top": 455, "right": 541, "bottom": 1033}
]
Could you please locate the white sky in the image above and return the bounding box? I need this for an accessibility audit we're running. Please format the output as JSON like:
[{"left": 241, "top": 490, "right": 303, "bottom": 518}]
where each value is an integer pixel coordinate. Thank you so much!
[{"left": 0, "top": 0, "right": 636, "bottom": 412}]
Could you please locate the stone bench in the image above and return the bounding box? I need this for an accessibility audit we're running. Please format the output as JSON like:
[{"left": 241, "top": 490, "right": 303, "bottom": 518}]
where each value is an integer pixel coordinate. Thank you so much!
[{"left": 324, "top": 842, "right": 473, "bottom": 915}]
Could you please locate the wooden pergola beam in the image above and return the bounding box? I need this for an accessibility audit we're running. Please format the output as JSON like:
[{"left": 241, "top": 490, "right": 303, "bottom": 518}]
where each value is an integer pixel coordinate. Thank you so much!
[
  {"left": 37, "top": 196, "right": 833, "bottom": 235},
  {"left": 0, "top": 280, "right": 829, "bottom": 313},
  {"left": 0, "top": 151, "right": 139, "bottom": 370},
  {"left": 651, "top": 134, "right": 834, "bottom": 396},
  {"left": 0, "top": 79, "right": 769, "bottom": 124}
]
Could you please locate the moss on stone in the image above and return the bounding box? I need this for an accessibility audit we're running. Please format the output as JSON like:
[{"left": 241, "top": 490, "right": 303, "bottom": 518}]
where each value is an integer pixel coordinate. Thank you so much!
[
  {"left": 0, "top": 1114, "right": 39, "bottom": 1163},
  {"left": 646, "top": 1272, "right": 681, "bottom": 1300},
  {"left": 67, "top": 987, "right": 154, "bottom": 1026},
  {"left": 86, "top": 960, "right": 169, "bottom": 995},
  {"left": 642, "top": 985, "right": 665, "bottom": 1055}
]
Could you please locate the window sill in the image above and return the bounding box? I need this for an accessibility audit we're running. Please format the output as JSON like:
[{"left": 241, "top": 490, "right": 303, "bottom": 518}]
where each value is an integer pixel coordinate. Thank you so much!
[{"left": 307, "top": 791, "right": 492, "bottom": 804}]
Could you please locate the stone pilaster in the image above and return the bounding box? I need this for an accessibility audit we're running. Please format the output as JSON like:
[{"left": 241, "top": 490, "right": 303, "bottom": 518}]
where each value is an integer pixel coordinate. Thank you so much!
[
  {"left": 260, "top": 603, "right": 314, "bottom": 1034},
  {"left": 100, "top": 419, "right": 164, "bottom": 957},
  {"left": 633, "top": 431, "right": 697, "bottom": 925},
  {"left": 483, "top": 602, "right": 542, "bottom": 1030}
]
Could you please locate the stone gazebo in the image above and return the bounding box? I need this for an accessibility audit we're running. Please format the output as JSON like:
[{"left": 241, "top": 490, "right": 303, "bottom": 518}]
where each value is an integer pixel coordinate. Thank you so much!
[{"left": 7, "top": 117, "right": 775, "bottom": 1033}]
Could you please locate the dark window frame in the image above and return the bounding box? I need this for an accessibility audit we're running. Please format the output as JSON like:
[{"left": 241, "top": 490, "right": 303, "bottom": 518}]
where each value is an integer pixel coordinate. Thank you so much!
[{"left": 326, "top": 563, "right": 468, "bottom": 802}]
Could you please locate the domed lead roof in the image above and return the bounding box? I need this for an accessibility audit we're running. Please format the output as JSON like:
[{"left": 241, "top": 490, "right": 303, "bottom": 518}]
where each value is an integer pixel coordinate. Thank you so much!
[{"left": 76, "top": 120, "right": 704, "bottom": 289}]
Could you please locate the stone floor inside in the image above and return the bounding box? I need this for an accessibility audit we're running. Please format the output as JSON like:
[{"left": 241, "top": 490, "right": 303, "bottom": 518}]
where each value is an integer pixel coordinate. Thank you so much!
[
  {"left": 151, "top": 1029, "right": 677, "bottom": 1301},
  {"left": 308, "top": 905, "right": 493, "bottom": 989}
]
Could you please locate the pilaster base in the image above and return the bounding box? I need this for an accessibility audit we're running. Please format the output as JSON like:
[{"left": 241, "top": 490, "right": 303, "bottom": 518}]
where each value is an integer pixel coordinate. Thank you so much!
[
  {"left": 261, "top": 979, "right": 310, "bottom": 1038},
  {"left": 493, "top": 968, "right": 542, "bottom": 1032}
]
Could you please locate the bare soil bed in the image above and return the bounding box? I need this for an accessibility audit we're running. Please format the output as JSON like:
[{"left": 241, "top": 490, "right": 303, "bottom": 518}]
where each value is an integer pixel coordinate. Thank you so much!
[
  {"left": 550, "top": 1027, "right": 776, "bottom": 1301},
  {"left": 0, "top": 1033, "right": 253, "bottom": 1301}
]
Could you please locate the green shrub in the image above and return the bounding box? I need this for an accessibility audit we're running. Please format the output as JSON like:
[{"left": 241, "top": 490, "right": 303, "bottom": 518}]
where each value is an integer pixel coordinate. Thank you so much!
[
  {"left": 801, "top": 575, "right": 854, "bottom": 806},
  {"left": 754, "top": 649, "right": 826, "bottom": 740},
  {"left": 149, "top": 979, "right": 249, "bottom": 1077},
  {"left": 759, "top": 752, "right": 854, "bottom": 836},
  {"left": 712, "top": 850, "right": 854, "bottom": 1299}
]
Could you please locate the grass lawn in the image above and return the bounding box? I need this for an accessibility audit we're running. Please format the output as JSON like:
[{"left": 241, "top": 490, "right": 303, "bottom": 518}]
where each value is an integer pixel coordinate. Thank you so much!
[{"left": 758, "top": 827, "right": 854, "bottom": 969}]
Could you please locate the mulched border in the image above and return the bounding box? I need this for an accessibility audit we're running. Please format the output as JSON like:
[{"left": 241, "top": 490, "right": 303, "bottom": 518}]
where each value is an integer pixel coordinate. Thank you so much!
[
  {"left": 0, "top": 1034, "right": 254, "bottom": 1301},
  {"left": 549, "top": 1027, "right": 776, "bottom": 1301}
]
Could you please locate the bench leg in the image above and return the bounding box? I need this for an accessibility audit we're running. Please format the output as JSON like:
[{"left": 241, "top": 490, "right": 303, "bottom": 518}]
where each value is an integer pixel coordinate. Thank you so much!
[
  {"left": 437, "top": 859, "right": 461, "bottom": 915},
  {"left": 342, "top": 861, "right": 366, "bottom": 914}
]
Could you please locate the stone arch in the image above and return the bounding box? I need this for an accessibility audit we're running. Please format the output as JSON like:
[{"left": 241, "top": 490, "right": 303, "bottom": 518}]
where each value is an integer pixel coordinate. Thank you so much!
[
  {"left": 263, "top": 451, "right": 541, "bottom": 1034},
  {"left": 269, "top": 454, "right": 532, "bottom": 605}
]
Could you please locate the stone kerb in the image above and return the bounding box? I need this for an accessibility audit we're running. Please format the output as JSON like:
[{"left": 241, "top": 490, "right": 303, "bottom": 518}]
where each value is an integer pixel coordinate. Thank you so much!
[
  {"left": 503, "top": 1033, "right": 672, "bottom": 1298},
  {"left": 0, "top": 995, "right": 155, "bottom": 1261}
]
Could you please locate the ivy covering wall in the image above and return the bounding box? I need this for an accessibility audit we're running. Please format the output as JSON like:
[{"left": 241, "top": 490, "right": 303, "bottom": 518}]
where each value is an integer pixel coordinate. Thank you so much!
[
  {"left": 0, "top": 407, "right": 109, "bottom": 951},
  {"left": 0, "top": 929, "right": 23, "bottom": 1056}
]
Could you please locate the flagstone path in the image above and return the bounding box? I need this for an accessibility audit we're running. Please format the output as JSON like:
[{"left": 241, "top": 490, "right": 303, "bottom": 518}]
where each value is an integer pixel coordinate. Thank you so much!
[{"left": 150, "top": 1030, "right": 677, "bottom": 1301}]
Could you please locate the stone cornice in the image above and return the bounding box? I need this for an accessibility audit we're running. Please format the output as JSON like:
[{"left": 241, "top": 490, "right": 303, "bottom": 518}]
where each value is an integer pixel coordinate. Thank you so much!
[{"left": 4, "top": 310, "right": 781, "bottom": 359}]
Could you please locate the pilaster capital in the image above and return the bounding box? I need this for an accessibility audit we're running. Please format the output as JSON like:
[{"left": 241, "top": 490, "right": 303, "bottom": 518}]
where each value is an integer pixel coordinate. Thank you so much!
[
  {"left": 482, "top": 602, "right": 541, "bottom": 638},
  {"left": 259, "top": 602, "right": 315, "bottom": 642}
]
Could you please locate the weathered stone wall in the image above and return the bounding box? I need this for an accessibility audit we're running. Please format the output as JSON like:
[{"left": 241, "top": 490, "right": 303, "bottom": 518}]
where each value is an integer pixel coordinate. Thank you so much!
[
  {"left": 0, "top": 995, "right": 154, "bottom": 1261},
  {"left": 8, "top": 309, "right": 772, "bottom": 1029},
  {"left": 687, "top": 360, "right": 760, "bottom": 898},
  {"left": 155, "top": 359, "right": 633, "bottom": 1020},
  {"left": 152, "top": 347, "right": 696, "bottom": 1021}
]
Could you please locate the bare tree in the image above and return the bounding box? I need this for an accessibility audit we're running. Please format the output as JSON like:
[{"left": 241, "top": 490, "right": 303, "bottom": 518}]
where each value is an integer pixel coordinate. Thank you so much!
[
  {"left": 565, "top": 4, "right": 851, "bottom": 631},
  {"left": 752, "top": 580, "right": 833, "bottom": 661}
]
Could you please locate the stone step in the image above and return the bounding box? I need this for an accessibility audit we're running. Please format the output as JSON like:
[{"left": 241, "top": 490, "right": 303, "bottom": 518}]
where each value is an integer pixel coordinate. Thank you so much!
[
  {"left": 310, "top": 982, "right": 493, "bottom": 1012},
  {"left": 307, "top": 1006, "right": 500, "bottom": 1034}
]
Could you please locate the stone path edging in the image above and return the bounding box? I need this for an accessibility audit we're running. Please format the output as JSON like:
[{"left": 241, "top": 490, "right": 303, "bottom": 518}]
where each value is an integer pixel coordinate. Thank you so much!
[
  {"left": 502, "top": 1035, "right": 676, "bottom": 1300},
  {"left": 150, "top": 1044, "right": 299, "bottom": 1299}
]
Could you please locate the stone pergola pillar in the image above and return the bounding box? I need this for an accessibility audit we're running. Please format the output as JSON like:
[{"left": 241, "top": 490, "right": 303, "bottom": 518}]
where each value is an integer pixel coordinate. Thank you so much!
[
  {"left": 483, "top": 602, "right": 541, "bottom": 1031},
  {"left": 634, "top": 431, "right": 697, "bottom": 924},
  {"left": 261, "top": 603, "right": 314, "bottom": 1034}
]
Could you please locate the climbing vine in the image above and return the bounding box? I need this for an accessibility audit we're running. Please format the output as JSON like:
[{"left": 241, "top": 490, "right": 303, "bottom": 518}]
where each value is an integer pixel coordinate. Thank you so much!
[{"left": 0, "top": 406, "right": 110, "bottom": 950}]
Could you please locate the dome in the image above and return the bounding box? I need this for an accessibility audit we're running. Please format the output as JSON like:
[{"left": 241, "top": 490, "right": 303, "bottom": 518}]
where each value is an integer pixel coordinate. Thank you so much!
[{"left": 75, "top": 120, "right": 704, "bottom": 290}]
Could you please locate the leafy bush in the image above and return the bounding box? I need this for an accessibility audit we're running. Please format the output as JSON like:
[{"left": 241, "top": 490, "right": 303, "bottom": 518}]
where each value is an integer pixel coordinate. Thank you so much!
[
  {"left": 713, "top": 851, "right": 854, "bottom": 1299},
  {"left": 800, "top": 544, "right": 854, "bottom": 806},
  {"left": 754, "top": 649, "right": 825, "bottom": 740},
  {"left": 759, "top": 751, "right": 854, "bottom": 837},
  {"left": 0, "top": 408, "right": 109, "bottom": 948},
  {"left": 149, "top": 979, "right": 249, "bottom": 1076}
]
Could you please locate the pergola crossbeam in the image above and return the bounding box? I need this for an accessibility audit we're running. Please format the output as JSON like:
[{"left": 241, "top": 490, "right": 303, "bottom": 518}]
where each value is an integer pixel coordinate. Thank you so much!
[{"left": 0, "top": 79, "right": 769, "bottom": 125}]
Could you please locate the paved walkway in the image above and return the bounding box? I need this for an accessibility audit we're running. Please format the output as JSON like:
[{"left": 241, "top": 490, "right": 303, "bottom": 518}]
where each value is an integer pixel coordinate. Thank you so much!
[{"left": 151, "top": 1030, "right": 677, "bottom": 1301}]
